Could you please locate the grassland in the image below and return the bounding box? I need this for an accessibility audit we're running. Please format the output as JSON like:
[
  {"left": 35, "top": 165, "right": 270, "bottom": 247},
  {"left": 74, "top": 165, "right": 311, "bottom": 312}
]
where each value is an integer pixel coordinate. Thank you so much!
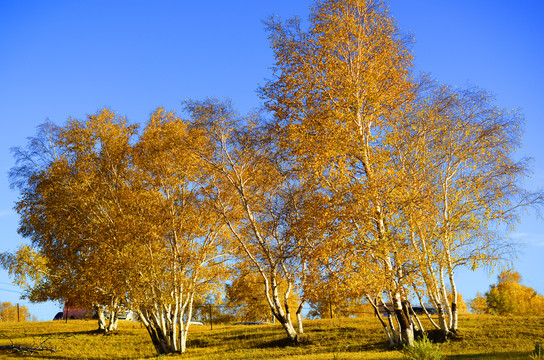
[{"left": 0, "top": 314, "right": 542, "bottom": 359}]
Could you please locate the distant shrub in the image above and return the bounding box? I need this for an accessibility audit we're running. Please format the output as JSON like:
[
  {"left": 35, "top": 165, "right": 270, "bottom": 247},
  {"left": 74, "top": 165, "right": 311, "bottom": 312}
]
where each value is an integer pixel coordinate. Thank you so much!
[
  {"left": 403, "top": 335, "right": 443, "bottom": 360},
  {"left": 474, "top": 269, "right": 544, "bottom": 316},
  {"left": 0, "top": 302, "right": 31, "bottom": 322}
]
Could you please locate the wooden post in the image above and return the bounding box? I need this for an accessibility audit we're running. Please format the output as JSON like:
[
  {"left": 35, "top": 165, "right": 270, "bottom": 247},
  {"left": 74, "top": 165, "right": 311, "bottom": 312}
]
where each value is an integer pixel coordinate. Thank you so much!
[{"left": 209, "top": 303, "right": 213, "bottom": 330}]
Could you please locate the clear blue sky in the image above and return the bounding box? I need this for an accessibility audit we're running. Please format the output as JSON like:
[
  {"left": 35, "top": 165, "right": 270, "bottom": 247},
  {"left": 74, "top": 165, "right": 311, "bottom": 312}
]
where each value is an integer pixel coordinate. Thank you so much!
[{"left": 1, "top": 1, "right": 542, "bottom": 320}]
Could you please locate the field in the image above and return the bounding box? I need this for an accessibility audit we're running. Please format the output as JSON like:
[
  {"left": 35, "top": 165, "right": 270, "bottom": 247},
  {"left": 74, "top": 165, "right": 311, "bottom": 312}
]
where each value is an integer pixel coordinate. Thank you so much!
[{"left": 0, "top": 314, "right": 542, "bottom": 359}]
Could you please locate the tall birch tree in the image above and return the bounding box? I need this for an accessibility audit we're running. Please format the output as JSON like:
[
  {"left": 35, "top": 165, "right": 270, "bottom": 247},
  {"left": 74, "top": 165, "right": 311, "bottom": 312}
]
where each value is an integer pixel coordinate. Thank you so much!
[
  {"left": 129, "top": 108, "right": 228, "bottom": 354},
  {"left": 391, "top": 82, "right": 542, "bottom": 336},
  {"left": 262, "top": 0, "right": 417, "bottom": 346},
  {"left": 5, "top": 113, "right": 136, "bottom": 332},
  {"left": 185, "top": 99, "right": 308, "bottom": 342}
]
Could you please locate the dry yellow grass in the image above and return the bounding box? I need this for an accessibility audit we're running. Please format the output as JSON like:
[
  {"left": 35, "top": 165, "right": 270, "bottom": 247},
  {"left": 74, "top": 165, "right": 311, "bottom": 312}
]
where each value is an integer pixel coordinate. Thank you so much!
[{"left": 0, "top": 314, "right": 542, "bottom": 359}]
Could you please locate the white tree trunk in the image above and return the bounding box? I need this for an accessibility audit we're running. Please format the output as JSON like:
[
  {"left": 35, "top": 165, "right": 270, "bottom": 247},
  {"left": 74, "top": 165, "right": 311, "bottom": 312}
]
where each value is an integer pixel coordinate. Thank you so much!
[
  {"left": 392, "top": 292, "right": 413, "bottom": 346},
  {"left": 139, "top": 305, "right": 177, "bottom": 355},
  {"left": 296, "top": 301, "right": 305, "bottom": 335},
  {"left": 435, "top": 302, "right": 449, "bottom": 336},
  {"left": 264, "top": 272, "right": 300, "bottom": 342},
  {"left": 448, "top": 268, "right": 459, "bottom": 332},
  {"left": 366, "top": 296, "right": 395, "bottom": 347},
  {"left": 106, "top": 298, "right": 119, "bottom": 332},
  {"left": 407, "top": 302, "right": 423, "bottom": 332},
  {"left": 138, "top": 289, "right": 196, "bottom": 356},
  {"left": 93, "top": 304, "right": 107, "bottom": 332},
  {"left": 387, "top": 312, "right": 400, "bottom": 346},
  {"left": 180, "top": 292, "right": 194, "bottom": 354},
  {"left": 107, "top": 315, "right": 118, "bottom": 332}
]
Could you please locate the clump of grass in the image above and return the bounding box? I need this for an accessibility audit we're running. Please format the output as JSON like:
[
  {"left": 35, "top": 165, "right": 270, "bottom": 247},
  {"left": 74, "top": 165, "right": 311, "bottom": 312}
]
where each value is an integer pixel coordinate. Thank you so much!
[
  {"left": 530, "top": 341, "right": 544, "bottom": 360},
  {"left": 402, "top": 335, "right": 443, "bottom": 360}
]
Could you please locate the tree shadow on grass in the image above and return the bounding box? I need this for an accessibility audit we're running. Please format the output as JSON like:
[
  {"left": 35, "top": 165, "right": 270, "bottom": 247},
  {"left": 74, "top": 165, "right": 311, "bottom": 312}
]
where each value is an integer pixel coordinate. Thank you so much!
[
  {"left": 222, "top": 332, "right": 270, "bottom": 342},
  {"left": 0, "top": 329, "right": 113, "bottom": 343},
  {"left": 306, "top": 326, "right": 359, "bottom": 334},
  {"left": 255, "top": 334, "right": 391, "bottom": 354},
  {"left": 187, "top": 337, "right": 212, "bottom": 347},
  {"left": 33, "top": 354, "right": 159, "bottom": 360},
  {"left": 445, "top": 350, "right": 530, "bottom": 359},
  {"left": 255, "top": 337, "right": 299, "bottom": 348},
  {"left": 423, "top": 329, "right": 465, "bottom": 343}
]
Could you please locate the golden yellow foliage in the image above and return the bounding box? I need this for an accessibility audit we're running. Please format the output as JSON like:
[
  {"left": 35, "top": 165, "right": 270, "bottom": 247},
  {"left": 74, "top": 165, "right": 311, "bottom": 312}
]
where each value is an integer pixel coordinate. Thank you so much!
[
  {"left": 0, "top": 302, "right": 30, "bottom": 322},
  {"left": 470, "top": 292, "right": 489, "bottom": 314},
  {"left": 485, "top": 270, "right": 544, "bottom": 316}
]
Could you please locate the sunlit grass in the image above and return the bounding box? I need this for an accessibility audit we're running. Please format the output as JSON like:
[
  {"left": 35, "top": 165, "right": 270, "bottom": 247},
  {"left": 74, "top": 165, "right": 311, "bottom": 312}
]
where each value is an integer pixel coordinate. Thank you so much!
[
  {"left": 0, "top": 314, "right": 542, "bottom": 359},
  {"left": 0, "top": 320, "right": 153, "bottom": 359}
]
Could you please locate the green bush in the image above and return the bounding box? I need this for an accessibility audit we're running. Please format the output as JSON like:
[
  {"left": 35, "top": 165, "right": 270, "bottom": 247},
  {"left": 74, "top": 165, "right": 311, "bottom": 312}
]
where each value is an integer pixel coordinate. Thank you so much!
[{"left": 403, "top": 335, "right": 443, "bottom": 360}]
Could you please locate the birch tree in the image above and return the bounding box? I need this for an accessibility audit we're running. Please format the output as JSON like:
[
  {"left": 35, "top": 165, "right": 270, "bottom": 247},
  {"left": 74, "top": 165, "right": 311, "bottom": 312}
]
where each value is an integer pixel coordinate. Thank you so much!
[
  {"left": 262, "top": 0, "right": 417, "bottom": 346},
  {"left": 5, "top": 114, "right": 134, "bottom": 332},
  {"left": 185, "top": 99, "right": 308, "bottom": 342},
  {"left": 6, "top": 109, "right": 228, "bottom": 354},
  {"left": 392, "top": 82, "right": 542, "bottom": 336},
  {"left": 128, "top": 108, "right": 228, "bottom": 354}
]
